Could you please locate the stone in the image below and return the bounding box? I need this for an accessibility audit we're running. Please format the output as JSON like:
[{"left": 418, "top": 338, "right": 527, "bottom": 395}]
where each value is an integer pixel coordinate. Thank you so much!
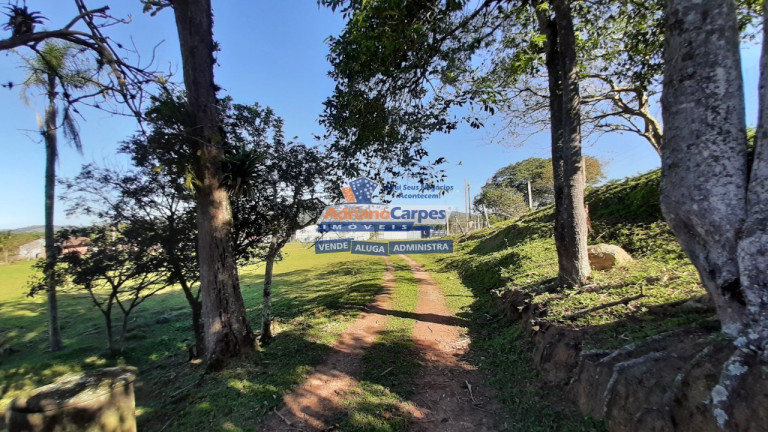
[
  {"left": 603, "top": 351, "right": 686, "bottom": 432},
  {"left": 570, "top": 323, "right": 720, "bottom": 423},
  {"left": 6, "top": 366, "right": 137, "bottom": 432},
  {"left": 491, "top": 288, "right": 534, "bottom": 322},
  {"left": 587, "top": 244, "right": 633, "bottom": 270},
  {"left": 531, "top": 324, "right": 582, "bottom": 384}
]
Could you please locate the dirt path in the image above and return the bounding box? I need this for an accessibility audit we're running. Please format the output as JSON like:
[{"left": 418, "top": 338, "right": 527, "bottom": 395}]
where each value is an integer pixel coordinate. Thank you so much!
[
  {"left": 261, "top": 256, "right": 503, "bottom": 431},
  {"left": 400, "top": 255, "right": 503, "bottom": 432},
  {"left": 261, "top": 261, "right": 396, "bottom": 431}
]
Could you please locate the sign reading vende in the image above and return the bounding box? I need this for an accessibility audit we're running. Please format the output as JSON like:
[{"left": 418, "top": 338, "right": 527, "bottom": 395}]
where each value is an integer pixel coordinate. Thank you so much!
[{"left": 315, "top": 238, "right": 353, "bottom": 254}]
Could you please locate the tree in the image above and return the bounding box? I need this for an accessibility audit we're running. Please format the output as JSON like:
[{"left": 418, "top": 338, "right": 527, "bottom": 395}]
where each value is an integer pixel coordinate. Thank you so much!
[
  {"left": 484, "top": 1, "right": 761, "bottom": 156},
  {"left": 0, "top": 231, "right": 11, "bottom": 263},
  {"left": 137, "top": 0, "right": 256, "bottom": 364},
  {"left": 19, "top": 41, "right": 96, "bottom": 352},
  {"left": 473, "top": 184, "right": 528, "bottom": 219},
  {"left": 3, "top": 1, "right": 171, "bottom": 349},
  {"left": 486, "top": 156, "right": 604, "bottom": 207},
  {"left": 60, "top": 160, "right": 204, "bottom": 355},
  {"left": 53, "top": 226, "right": 166, "bottom": 352},
  {"left": 321, "top": 0, "right": 593, "bottom": 285},
  {"left": 1, "top": 1, "right": 167, "bottom": 118},
  {"left": 222, "top": 104, "right": 329, "bottom": 343},
  {"left": 660, "top": 0, "right": 768, "bottom": 426}
]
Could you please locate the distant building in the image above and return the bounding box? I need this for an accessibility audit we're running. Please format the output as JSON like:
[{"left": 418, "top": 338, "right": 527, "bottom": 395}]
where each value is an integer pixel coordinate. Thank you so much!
[
  {"left": 60, "top": 237, "right": 90, "bottom": 256},
  {"left": 293, "top": 225, "right": 431, "bottom": 243},
  {"left": 18, "top": 238, "right": 45, "bottom": 260},
  {"left": 17, "top": 236, "right": 91, "bottom": 260}
]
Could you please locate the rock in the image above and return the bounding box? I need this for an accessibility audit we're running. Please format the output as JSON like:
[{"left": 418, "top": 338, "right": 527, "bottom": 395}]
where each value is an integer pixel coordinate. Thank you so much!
[
  {"left": 531, "top": 324, "right": 582, "bottom": 384},
  {"left": 670, "top": 340, "right": 735, "bottom": 432},
  {"left": 570, "top": 324, "right": 720, "bottom": 422},
  {"left": 603, "top": 351, "right": 686, "bottom": 432},
  {"left": 491, "top": 289, "right": 533, "bottom": 322},
  {"left": 730, "top": 353, "right": 768, "bottom": 432},
  {"left": 6, "top": 366, "right": 138, "bottom": 432},
  {"left": 587, "top": 244, "right": 633, "bottom": 270}
]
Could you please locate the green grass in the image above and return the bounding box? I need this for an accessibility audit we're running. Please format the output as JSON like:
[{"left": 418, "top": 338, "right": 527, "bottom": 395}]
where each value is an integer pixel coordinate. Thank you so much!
[
  {"left": 0, "top": 244, "right": 390, "bottom": 432},
  {"left": 338, "top": 256, "right": 421, "bottom": 432},
  {"left": 0, "top": 260, "right": 36, "bottom": 302}
]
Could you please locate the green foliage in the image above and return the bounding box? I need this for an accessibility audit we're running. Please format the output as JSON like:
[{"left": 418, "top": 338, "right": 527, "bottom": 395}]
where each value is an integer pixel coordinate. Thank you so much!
[
  {"left": 473, "top": 184, "right": 529, "bottom": 218},
  {"left": 485, "top": 156, "right": 605, "bottom": 208},
  {"left": 420, "top": 169, "right": 706, "bottom": 346},
  {"left": 320, "top": 0, "right": 490, "bottom": 186}
]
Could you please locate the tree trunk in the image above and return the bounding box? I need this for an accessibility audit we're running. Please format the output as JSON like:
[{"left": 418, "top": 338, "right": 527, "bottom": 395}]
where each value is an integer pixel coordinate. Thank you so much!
[
  {"left": 44, "top": 75, "right": 63, "bottom": 352},
  {"left": 552, "top": 0, "right": 590, "bottom": 286},
  {"left": 661, "top": 0, "right": 748, "bottom": 335},
  {"left": 103, "top": 309, "right": 114, "bottom": 353},
  {"left": 118, "top": 312, "right": 130, "bottom": 351},
  {"left": 172, "top": 0, "right": 254, "bottom": 364},
  {"left": 738, "top": 0, "right": 768, "bottom": 341},
  {"left": 181, "top": 278, "right": 204, "bottom": 356},
  {"left": 260, "top": 245, "right": 277, "bottom": 345},
  {"left": 536, "top": 0, "right": 591, "bottom": 287},
  {"left": 168, "top": 249, "right": 204, "bottom": 356}
]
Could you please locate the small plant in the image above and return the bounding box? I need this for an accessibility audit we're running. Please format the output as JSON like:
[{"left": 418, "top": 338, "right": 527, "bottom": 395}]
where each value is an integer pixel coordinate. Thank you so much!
[{"left": 3, "top": 4, "right": 46, "bottom": 36}]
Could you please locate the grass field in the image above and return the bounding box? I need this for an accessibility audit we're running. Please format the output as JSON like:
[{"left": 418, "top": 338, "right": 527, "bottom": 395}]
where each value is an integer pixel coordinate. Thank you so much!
[
  {"left": 0, "top": 261, "right": 37, "bottom": 302},
  {"left": 0, "top": 244, "right": 390, "bottom": 431}
]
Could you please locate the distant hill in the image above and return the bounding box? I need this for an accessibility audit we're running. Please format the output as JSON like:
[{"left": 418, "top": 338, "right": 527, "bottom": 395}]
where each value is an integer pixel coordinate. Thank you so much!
[{"left": 2, "top": 225, "right": 75, "bottom": 234}]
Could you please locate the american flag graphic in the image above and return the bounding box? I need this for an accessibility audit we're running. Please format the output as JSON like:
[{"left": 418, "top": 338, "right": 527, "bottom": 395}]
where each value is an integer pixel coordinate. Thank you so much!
[{"left": 343, "top": 177, "right": 378, "bottom": 204}]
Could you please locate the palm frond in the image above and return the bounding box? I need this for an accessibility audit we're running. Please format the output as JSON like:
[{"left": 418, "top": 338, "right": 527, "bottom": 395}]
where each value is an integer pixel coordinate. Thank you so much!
[{"left": 62, "top": 108, "right": 83, "bottom": 154}]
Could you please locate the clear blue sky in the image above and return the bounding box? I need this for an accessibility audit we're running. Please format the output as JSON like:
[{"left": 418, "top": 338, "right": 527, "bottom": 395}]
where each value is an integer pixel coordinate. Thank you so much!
[{"left": 0, "top": 2, "right": 762, "bottom": 229}]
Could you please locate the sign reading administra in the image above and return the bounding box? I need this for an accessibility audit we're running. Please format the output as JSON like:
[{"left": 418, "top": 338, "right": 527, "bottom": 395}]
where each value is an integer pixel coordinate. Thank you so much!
[
  {"left": 389, "top": 240, "right": 453, "bottom": 254},
  {"left": 315, "top": 238, "right": 353, "bottom": 254},
  {"left": 350, "top": 241, "right": 389, "bottom": 256}
]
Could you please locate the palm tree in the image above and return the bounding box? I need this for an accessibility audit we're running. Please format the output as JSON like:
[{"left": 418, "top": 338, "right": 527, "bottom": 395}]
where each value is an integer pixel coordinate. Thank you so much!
[{"left": 20, "top": 42, "right": 94, "bottom": 351}]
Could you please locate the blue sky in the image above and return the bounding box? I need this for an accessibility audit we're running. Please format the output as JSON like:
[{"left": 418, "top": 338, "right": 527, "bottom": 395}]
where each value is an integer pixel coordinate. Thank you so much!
[{"left": 0, "top": 1, "right": 762, "bottom": 229}]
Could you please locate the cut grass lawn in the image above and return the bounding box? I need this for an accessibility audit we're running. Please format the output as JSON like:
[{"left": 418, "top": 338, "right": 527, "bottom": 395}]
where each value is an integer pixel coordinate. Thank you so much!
[
  {"left": 0, "top": 244, "right": 389, "bottom": 432},
  {"left": 0, "top": 261, "right": 36, "bottom": 302}
]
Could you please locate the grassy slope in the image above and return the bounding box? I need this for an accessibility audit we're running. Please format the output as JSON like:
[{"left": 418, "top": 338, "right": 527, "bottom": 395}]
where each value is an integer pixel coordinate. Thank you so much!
[
  {"left": 0, "top": 244, "right": 389, "bottom": 432},
  {"left": 409, "top": 169, "right": 711, "bottom": 431}
]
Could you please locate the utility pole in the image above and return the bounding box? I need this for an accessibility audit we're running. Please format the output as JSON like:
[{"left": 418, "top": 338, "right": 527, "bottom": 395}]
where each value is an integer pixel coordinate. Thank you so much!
[{"left": 465, "top": 181, "right": 472, "bottom": 230}]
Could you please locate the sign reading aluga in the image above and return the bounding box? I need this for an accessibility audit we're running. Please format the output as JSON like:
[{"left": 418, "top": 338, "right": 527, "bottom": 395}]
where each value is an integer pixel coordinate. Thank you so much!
[
  {"left": 350, "top": 241, "right": 389, "bottom": 256},
  {"left": 389, "top": 240, "right": 453, "bottom": 254},
  {"left": 315, "top": 238, "right": 353, "bottom": 254}
]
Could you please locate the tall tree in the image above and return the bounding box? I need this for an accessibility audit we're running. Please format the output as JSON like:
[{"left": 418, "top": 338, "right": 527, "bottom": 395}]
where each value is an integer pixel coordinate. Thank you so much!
[
  {"left": 167, "top": 0, "right": 255, "bottom": 363},
  {"left": 661, "top": 0, "right": 768, "bottom": 425},
  {"left": 20, "top": 41, "right": 95, "bottom": 352},
  {"left": 321, "top": 0, "right": 594, "bottom": 285},
  {"left": 485, "top": 156, "right": 604, "bottom": 207}
]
